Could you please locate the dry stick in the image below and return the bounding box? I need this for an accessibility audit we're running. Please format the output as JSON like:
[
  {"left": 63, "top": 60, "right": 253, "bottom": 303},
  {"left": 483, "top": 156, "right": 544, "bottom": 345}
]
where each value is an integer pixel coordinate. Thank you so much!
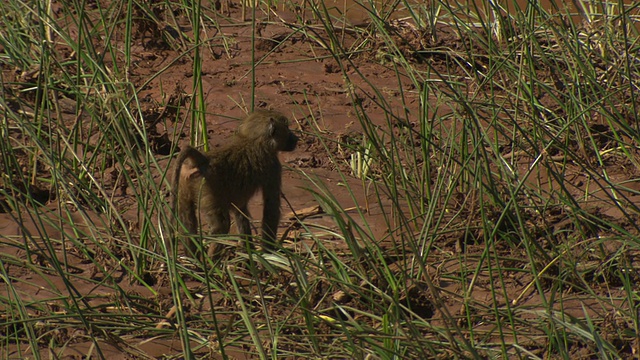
[{"left": 156, "top": 306, "right": 177, "bottom": 329}]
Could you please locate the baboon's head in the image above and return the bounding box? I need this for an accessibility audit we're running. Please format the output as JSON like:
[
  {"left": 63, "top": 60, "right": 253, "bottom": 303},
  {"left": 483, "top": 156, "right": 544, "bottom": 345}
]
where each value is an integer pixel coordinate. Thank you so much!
[{"left": 239, "top": 110, "right": 298, "bottom": 152}]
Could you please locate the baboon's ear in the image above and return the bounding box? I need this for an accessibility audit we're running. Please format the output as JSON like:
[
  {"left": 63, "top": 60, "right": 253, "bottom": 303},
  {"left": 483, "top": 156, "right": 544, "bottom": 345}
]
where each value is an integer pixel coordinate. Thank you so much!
[{"left": 268, "top": 118, "right": 276, "bottom": 136}]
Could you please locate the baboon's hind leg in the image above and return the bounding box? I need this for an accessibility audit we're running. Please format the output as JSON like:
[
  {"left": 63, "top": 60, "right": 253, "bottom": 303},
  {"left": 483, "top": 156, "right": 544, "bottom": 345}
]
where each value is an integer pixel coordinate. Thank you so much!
[
  {"left": 204, "top": 208, "right": 231, "bottom": 260},
  {"left": 175, "top": 190, "right": 200, "bottom": 258},
  {"left": 232, "top": 205, "right": 253, "bottom": 249}
]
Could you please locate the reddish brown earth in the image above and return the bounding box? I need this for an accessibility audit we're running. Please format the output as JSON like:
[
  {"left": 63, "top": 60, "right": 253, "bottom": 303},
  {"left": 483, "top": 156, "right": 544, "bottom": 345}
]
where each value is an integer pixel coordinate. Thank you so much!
[{"left": 1, "top": 1, "right": 639, "bottom": 359}]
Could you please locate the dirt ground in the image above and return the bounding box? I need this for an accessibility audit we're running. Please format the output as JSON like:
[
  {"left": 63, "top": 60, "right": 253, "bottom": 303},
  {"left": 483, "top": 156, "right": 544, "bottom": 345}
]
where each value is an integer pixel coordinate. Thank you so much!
[{"left": 1, "top": 1, "right": 639, "bottom": 359}]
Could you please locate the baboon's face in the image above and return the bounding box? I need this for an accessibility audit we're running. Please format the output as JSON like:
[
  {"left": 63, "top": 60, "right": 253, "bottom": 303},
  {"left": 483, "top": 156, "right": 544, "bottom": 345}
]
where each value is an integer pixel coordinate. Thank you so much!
[
  {"left": 281, "top": 131, "right": 298, "bottom": 152},
  {"left": 239, "top": 110, "right": 298, "bottom": 152}
]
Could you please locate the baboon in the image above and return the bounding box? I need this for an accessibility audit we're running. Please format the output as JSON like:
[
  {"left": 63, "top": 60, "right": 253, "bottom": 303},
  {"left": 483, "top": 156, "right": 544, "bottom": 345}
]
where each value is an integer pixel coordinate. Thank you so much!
[{"left": 170, "top": 110, "right": 298, "bottom": 258}]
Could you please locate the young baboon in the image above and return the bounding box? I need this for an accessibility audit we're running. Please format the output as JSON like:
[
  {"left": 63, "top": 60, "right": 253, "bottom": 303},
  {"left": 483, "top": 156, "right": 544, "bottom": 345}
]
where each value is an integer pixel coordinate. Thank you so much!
[{"left": 170, "top": 110, "right": 298, "bottom": 258}]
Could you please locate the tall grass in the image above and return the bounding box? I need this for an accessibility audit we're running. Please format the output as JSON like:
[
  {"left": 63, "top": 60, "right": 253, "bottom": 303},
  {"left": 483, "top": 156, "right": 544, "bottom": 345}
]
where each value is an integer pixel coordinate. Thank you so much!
[{"left": 1, "top": 0, "right": 639, "bottom": 358}]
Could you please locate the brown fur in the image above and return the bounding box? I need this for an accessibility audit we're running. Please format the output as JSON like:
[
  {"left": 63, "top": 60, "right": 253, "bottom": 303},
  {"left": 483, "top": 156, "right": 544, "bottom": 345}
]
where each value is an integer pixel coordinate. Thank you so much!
[{"left": 170, "top": 110, "right": 298, "bottom": 258}]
